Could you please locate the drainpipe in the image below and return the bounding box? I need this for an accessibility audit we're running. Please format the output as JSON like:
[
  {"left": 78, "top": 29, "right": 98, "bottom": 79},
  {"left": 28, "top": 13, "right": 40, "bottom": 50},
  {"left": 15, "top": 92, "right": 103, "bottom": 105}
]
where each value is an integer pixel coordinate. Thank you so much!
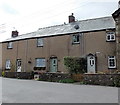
[
  {"left": 25, "top": 40, "right": 28, "bottom": 72},
  {"left": 116, "top": 18, "right": 120, "bottom": 70}
]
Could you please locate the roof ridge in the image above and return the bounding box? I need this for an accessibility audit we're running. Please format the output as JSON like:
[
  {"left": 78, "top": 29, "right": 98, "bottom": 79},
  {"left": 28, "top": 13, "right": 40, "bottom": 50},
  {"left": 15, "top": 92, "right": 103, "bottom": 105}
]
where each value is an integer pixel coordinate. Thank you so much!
[
  {"left": 38, "top": 16, "right": 113, "bottom": 30},
  {"left": 38, "top": 24, "right": 65, "bottom": 30},
  {"left": 78, "top": 16, "right": 112, "bottom": 22}
]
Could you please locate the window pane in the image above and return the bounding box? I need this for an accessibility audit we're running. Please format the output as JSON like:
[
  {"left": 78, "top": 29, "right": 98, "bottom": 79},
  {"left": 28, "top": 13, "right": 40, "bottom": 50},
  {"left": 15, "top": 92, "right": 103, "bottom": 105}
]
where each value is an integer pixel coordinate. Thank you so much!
[
  {"left": 7, "top": 42, "right": 13, "bottom": 48},
  {"left": 72, "top": 34, "right": 79, "bottom": 43},
  {"left": 107, "top": 35, "right": 110, "bottom": 40},
  {"left": 111, "top": 35, "right": 115, "bottom": 40},
  {"left": 76, "top": 35, "right": 79, "bottom": 42},
  {"left": 36, "top": 58, "right": 46, "bottom": 67},
  {"left": 6, "top": 60, "right": 11, "bottom": 69},
  {"left": 37, "top": 38, "right": 43, "bottom": 47},
  {"left": 106, "top": 32, "right": 115, "bottom": 41},
  {"left": 108, "top": 56, "right": 116, "bottom": 68}
]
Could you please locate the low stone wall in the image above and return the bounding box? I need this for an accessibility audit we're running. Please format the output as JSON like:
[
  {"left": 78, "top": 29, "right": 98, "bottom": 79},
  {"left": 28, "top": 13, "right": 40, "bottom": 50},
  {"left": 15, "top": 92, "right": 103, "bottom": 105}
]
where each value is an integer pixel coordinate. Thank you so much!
[
  {"left": 4, "top": 72, "right": 33, "bottom": 79},
  {"left": 83, "top": 74, "right": 120, "bottom": 87},
  {"left": 38, "top": 73, "right": 71, "bottom": 82},
  {"left": 71, "top": 74, "right": 84, "bottom": 82},
  {"left": 3, "top": 72, "right": 120, "bottom": 87}
]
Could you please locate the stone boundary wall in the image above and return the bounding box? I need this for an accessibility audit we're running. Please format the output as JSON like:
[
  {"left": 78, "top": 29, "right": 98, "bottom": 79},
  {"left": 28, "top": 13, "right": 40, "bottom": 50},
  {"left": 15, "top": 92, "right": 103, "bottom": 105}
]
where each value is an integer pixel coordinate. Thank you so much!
[
  {"left": 83, "top": 74, "right": 120, "bottom": 87},
  {"left": 38, "top": 73, "right": 71, "bottom": 82},
  {"left": 4, "top": 72, "right": 33, "bottom": 79},
  {"left": 3, "top": 72, "right": 120, "bottom": 87}
]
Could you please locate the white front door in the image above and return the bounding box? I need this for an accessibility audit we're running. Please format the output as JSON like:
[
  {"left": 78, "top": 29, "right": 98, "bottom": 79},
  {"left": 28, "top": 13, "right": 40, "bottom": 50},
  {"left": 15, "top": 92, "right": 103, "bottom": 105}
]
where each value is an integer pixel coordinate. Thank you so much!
[
  {"left": 16, "top": 59, "right": 22, "bottom": 72},
  {"left": 50, "top": 58, "right": 58, "bottom": 73},
  {"left": 87, "top": 56, "right": 96, "bottom": 73}
]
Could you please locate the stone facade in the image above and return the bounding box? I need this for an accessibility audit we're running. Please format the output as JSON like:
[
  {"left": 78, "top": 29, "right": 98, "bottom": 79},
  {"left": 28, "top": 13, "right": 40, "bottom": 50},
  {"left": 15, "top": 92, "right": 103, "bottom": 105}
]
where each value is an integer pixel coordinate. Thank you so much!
[
  {"left": 1, "top": 16, "right": 117, "bottom": 74},
  {"left": 112, "top": 6, "right": 120, "bottom": 70}
]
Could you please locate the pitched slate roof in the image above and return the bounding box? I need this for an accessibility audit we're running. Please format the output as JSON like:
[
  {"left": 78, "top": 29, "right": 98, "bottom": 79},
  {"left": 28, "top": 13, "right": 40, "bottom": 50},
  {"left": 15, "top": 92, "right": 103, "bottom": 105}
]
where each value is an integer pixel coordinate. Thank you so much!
[{"left": 4, "top": 16, "right": 115, "bottom": 42}]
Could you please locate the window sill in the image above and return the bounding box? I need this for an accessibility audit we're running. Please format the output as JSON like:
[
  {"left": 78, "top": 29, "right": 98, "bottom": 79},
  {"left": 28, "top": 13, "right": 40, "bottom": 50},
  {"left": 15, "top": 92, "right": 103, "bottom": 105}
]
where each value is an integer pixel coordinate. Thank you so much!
[
  {"left": 106, "top": 40, "right": 116, "bottom": 42},
  {"left": 108, "top": 67, "right": 117, "bottom": 69},
  {"left": 37, "top": 46, "right": 43, "bottom": 47},
  {"left": 7, "top": 48, "right": 13, "bottom": 49},
  {"left": 5, "top": 68, "right": 11, "bottom": 70},
  {"left": 72, "top": 42, "right": 80, "bottom": 45},
  {"left": 34, "top": 67, "right": 46, "bottom": 70}
]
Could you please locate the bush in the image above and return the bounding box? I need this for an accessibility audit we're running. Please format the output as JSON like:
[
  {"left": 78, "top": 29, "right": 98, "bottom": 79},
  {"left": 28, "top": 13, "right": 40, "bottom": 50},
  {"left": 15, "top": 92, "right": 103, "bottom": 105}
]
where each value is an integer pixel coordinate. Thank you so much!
[
  {"left": 59, "top": 78, "right": 75, "bottom": 83},
  {"left": 2, "top": 71, "right": 5, "bottom": 77},
  {"left": 113, "top": 76, "right": 120, "bottom": 87},
  {"left": 64, "top": 56, "right": 87, "bottom": 74}
]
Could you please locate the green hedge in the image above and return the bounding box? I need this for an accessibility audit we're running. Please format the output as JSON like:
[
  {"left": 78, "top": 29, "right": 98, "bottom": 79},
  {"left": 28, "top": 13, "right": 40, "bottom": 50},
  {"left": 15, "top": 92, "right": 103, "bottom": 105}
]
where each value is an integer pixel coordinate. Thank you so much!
[{"left": 64, "top": 56, "right": 87, "bottom": 74}]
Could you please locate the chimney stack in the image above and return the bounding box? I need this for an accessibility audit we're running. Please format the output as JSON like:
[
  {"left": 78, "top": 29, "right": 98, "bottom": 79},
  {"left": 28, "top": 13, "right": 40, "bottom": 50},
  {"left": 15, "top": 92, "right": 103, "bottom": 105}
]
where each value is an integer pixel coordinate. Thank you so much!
[
  {"left": 11, "top": 30, "right": 19, "bottom": 38},
  {"left": 69, "top": 13, "right": 75, "bottom": 23},
  {"left": 118, "top": 0, "right": 120, "bottom": 8}
]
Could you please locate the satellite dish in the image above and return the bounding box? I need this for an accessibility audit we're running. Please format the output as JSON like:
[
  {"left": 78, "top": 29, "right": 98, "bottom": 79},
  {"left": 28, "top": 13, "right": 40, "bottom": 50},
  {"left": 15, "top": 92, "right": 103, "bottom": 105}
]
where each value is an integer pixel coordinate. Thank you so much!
[{"left": 74, "top": 25, "right": 79, "bottom": 29}]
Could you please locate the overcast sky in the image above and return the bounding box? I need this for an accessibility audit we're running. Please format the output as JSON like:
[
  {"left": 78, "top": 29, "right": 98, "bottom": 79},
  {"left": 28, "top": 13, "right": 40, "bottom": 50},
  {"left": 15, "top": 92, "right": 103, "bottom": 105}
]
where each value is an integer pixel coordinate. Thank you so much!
[{"left": 0, "top": 0, "right": 119, "bottom": 42}]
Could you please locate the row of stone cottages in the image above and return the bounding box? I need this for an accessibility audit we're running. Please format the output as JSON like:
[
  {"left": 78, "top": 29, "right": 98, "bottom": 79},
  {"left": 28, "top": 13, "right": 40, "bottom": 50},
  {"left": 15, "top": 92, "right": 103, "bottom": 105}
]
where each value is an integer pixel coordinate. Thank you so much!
[{"left": 0, "top": 7, "right": 120, "bottom": 74}]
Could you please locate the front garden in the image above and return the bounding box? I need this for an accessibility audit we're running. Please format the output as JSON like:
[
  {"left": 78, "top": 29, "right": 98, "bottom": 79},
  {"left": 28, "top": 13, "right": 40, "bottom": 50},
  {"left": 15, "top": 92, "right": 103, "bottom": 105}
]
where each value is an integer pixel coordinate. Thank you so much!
[{"left": 2, "top": 56, "right": 120, "bottom": 87}]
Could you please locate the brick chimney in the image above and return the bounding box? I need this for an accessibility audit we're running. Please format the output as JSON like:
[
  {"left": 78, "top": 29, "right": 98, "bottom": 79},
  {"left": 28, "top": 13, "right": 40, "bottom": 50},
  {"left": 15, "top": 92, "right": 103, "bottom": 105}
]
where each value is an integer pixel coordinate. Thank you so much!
[
  {"left": 11, "top": 30, "right": 19, "bottom": 38},
  {"left": 69, "top": 13, "right": 75, "bottom": 23},
  {"left": 118, "top": 0, "right": 120, "bottom": 8}
]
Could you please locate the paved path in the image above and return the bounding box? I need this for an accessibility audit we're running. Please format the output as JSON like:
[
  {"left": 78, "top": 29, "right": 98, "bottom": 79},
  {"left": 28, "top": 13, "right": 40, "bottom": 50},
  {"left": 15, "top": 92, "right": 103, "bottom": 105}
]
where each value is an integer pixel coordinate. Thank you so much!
[{"left": 2, "top": 78, "right": 119, "bottom": 103}]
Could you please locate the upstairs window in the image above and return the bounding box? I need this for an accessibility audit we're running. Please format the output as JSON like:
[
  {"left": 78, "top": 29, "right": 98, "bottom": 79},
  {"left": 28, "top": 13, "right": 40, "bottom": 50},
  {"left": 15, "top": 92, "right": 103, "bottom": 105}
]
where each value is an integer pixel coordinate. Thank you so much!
[
  {"left": 5, "top": 60, "right": 11, "bottom": 70},
  {"left": 72, "top": 34, "right": 80, "bottom": 44},
  {"left": 106, "top": 31, "right": 115, "bottom": 41},
  {"left": 37, "top": 38, "right": 43, "bottom": 47},
  {"left": 108, "top": 56, "right": 116, "bottom": 69},
  {"left": 35, "top": 58, "right": 46, "bottom": 67},
  {"left": 7, "top": 42, "right": 13, "bottom": 49}
]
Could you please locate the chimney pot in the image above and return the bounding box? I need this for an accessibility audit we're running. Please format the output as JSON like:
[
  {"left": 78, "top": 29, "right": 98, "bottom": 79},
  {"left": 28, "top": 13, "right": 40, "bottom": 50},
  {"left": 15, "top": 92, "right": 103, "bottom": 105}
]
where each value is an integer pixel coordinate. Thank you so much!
[{"left": 11, "top": 30, "right": 19, "bottom": 38}]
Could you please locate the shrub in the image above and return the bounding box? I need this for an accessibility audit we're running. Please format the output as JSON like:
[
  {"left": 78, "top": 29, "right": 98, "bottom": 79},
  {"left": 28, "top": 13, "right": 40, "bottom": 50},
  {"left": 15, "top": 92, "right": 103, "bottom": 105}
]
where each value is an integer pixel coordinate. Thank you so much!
[
  {"left": 64, "top": 56, "right": 87, "bottom": 74},
  {"left": 59, "top": 78, "right": 75, "bottom": 83},
  {"left": 113, "top": 75, "right": 120, "bottom": 87},
  {"left": 2, "top": 71, "right": 5, "bottom": 77}
]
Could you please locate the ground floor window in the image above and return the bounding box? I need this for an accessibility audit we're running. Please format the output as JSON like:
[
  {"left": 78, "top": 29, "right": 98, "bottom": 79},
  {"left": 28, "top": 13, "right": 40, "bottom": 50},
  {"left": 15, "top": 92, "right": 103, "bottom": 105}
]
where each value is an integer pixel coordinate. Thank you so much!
[
  {"left": 5, "top": 60, "right": 11, "bottom": 70},
  {"left": 108, "top": 56, "right": 116, "bottom": 69},
  {"left": 35, "top": 58, "right": 46, "bottom": 67}
]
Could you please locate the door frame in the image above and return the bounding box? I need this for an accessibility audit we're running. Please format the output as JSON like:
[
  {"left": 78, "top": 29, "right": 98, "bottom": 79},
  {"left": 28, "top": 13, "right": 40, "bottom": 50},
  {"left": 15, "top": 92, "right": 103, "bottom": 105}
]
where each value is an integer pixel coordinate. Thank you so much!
[
  {"left": 49, "top": 57, "right": 58, "bottom": 73},
  {"left": 16, "top": 59, "right": 22, "bottom": 72},
  {"left": 87, "top": 53, "right": 96, "bottom": 74}
]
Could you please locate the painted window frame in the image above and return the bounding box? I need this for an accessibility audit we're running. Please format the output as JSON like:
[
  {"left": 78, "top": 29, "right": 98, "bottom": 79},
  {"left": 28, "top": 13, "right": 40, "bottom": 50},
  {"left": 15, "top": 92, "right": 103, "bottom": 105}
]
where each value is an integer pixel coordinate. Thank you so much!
[
  {"left": 106, "top": 31, "right": 116, "bottom": 42},
  {"left": 108, "top": 56, "right": 116, "bottom": 69},
  {"left": 35, "top": 58, "right": 46, "bottom": 67},
  {"left": 5, "top": 59, "right": 11, "bottom": 70},
  {"left": 7, "top": 42, "right": 13, "bottom": 49},
  {"left": 37, "top": 38, "right": 43, "bottom": 47},
  {"left": 72, "top": 34, "right": 80, "bottom": 44}
]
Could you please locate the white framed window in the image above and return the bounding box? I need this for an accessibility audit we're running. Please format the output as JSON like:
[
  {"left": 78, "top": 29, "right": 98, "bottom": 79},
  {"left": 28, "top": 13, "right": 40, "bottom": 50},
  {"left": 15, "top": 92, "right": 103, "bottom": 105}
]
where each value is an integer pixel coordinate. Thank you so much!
[
  {"left": 72, "top": 34, "right": 80, "bottom": 44},
  {"left": 35, "top": 58, "right": 46, "bottom": 67},
  {"left": 37, "top": 38, "right": 43, "bottom": 47},
  {"left": 7, "top": 42, "right": 13, "bottom": 49},
  {"left": 106, "top": 32, "right": 115, "bottom": 41},
  {"left": 108, "top": 56, "right": 116, "bottom": 69},
  {"left": 5, "top": 60, "right": 11, "bottom": 70}
]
